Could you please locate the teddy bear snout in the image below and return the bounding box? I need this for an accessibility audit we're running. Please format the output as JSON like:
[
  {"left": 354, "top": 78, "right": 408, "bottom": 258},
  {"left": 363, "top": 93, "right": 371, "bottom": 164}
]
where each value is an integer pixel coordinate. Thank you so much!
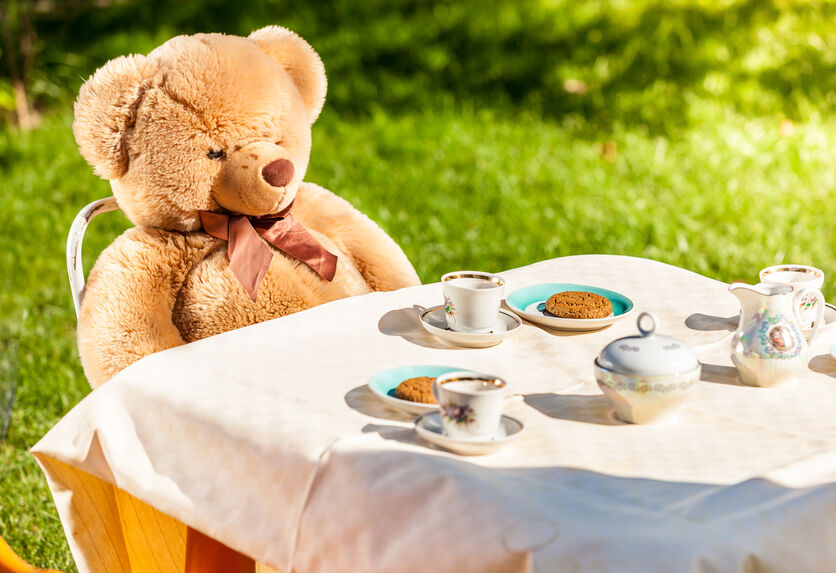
[{"left": 262, "top": 159, "right": 295, "bottom": 188}]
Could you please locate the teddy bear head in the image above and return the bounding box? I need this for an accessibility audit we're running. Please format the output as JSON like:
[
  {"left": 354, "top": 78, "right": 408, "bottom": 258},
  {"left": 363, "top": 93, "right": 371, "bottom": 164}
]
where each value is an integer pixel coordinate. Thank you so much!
[{"left": 73, "top": 26, "right": 327, "bottom": 231}]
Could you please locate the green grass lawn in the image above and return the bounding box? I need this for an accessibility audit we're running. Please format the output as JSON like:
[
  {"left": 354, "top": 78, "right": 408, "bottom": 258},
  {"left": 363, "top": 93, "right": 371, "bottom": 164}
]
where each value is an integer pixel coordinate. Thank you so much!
[
  {"left": 2, "top": 0, "right": 836, "bottom": 569},
  {"left": 2, "top": 102, "right": 835, "bottom": 570}
]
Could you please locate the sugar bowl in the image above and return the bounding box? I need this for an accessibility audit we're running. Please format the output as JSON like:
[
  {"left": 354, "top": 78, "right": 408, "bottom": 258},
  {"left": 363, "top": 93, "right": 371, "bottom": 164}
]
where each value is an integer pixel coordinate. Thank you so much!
[{"left": 594, "top": 312, "right": 701, "bottom": 424}]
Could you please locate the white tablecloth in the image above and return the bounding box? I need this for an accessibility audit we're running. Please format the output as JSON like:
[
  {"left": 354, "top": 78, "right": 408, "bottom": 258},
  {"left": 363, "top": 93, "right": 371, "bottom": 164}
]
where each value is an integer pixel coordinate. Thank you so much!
[{"left": 33, "top": 255, "right": 836, "bottom": 572}]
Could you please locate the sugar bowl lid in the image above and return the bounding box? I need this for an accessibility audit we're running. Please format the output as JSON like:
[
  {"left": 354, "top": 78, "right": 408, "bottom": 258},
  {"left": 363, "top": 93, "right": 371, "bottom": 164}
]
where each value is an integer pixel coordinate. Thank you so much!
[{"left": 596, "top": 312, "right": 699, "bottom": 376}]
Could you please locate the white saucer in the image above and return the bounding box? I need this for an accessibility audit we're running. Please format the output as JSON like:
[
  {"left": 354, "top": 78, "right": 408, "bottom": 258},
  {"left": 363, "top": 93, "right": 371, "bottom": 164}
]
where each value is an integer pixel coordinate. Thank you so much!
[
  {"left": 414, "top": 411, "right": 525, "bottom": 456},
  {"left": 419, "top": 306, "right": 522, "bottom": 348},
  {"left": 520, "top": 301, "right": 622, "bottom": 331},
  {"left": 505, "top": 283, "right": 634, "bottom": 331},
  {"left": 803, "top": 303, "right": 836, "bottom": 338}
]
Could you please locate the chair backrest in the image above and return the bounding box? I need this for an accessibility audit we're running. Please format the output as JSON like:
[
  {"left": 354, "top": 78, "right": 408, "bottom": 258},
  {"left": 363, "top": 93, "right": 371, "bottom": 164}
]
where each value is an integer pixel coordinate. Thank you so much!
[{"left": 67, "top": 197, "right": 120, "bottom": 318}]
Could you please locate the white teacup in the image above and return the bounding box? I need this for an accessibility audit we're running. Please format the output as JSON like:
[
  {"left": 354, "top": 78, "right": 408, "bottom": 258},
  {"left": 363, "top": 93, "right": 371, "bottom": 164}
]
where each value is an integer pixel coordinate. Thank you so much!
[
  {"left": 432, "top": 371, "right": 506, "bottom": 440},
  {"left": 441, "top": 271, "right": 505, "bottom": 333},
  {"left": 759, "top": 264, "right": 826, "bottom": 328}
]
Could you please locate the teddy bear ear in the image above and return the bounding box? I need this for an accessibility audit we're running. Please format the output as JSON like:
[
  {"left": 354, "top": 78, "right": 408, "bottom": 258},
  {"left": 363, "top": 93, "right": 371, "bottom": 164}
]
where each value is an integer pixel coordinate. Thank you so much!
[
  {"left": 248, "top": 26, "right": 327, "bottom": 124},
  {"left": 73, "top": 54, "right": 148, "bottom": 180}
]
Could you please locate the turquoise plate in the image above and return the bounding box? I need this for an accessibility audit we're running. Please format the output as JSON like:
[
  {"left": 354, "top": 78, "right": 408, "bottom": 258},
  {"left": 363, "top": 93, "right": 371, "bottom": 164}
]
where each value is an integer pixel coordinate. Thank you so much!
[
  {"left": 368, "top": 365, "right": 464, "bottom": 415},
  {"left": 506, "top": 283, "right": 635, "bottom": 331}
]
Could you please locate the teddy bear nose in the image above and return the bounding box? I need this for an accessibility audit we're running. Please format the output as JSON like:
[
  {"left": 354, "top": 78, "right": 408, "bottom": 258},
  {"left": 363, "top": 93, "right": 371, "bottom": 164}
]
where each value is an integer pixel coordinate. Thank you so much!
[{"left": 261, "top": 159, "right": 295, "bottom": 187}]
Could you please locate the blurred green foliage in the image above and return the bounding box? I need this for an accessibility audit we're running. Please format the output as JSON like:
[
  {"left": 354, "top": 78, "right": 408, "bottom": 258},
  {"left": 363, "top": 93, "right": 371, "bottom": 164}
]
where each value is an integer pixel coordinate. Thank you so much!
[
  {"left": 4, "top": 0, "right": 836, "bottom": 129},
  {"left": 1, "top": 0, "right": 835, "bottom": 570}
]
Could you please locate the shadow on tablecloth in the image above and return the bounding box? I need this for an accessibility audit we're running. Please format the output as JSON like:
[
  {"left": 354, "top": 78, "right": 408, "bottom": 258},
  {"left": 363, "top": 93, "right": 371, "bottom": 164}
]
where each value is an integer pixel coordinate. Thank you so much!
[
  {"left": 360, "top": 423, "right": 424, "bottom": 447},
  {"left": 378, "top": 306, "right": 468, "bottom": 349},
  {"left": 523, "top": 392, "right": 623, "bottom": 425},
  {"left": 344, "top": 384, "right": 415, "bottom": 422},
  {"left": 808, "top": 353, "right": 836, "bottom": 379},
  {"left": 699, "top": 363, "right": 742, "bottom": 386},
  {"left": 686, "top": 313, "right": 739, "bottom": 332}
]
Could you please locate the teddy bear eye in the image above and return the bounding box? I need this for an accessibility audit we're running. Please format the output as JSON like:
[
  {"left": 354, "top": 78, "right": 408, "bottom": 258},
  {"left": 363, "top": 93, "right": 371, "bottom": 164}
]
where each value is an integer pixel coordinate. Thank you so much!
[{"left": 207, "top": 149, "right": 225, "bottom": 160}]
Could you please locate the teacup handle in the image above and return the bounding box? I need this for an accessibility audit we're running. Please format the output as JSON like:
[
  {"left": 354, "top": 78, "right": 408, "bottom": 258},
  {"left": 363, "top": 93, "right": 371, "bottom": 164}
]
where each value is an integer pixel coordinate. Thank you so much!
[
  {"left": 431, "top": 379, "right": 441, "bottom": 405},
  {"left": 794, "top": 287, "right": 825, "bottom": 344}
]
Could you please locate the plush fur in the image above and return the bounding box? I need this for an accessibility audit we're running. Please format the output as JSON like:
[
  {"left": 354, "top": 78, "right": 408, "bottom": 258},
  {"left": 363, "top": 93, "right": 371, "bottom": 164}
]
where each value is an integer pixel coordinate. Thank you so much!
[{"left": 74, "top": 27, "right": 420, "bottom": 387}]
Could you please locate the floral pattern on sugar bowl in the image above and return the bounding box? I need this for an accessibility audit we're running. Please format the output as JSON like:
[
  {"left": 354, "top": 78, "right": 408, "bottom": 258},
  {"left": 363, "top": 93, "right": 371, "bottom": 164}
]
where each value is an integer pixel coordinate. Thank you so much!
[
  {"left": 597, "top": 370, "right": 698, "bottom": 395},
  {"left": 594, "top": 312, "right": 701, "bottom": 425},
  {"left": 594, "top": 364, "right": 700, "bottom": 425}
]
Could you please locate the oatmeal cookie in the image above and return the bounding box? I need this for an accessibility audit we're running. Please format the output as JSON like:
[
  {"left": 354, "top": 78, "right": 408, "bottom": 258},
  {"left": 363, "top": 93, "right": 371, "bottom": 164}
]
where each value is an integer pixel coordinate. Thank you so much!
[
  {"left": 394, "top": 376, "right": 437, "bottom": 404},
  {"left": 545, "top": 291, "right": 612, "bottom": 319}
]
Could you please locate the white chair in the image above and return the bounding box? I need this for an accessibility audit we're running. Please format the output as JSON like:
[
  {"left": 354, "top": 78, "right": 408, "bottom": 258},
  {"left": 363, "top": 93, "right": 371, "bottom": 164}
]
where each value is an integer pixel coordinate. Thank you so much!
[
  {"left": 62, "top": 198, "right": 280, "bottom": 573},
  {"left": 0, "top": 199, "right": 120, "bottom": 573},
  {"left": 66, "top": 197, "right": 120, "bottom": 318}
]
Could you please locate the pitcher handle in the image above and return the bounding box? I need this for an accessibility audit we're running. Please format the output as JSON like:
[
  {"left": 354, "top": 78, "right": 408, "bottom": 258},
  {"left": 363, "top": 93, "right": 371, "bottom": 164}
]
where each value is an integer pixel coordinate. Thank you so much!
[{"left": 794, "top": 287, "right": 825, "bottom": 344}]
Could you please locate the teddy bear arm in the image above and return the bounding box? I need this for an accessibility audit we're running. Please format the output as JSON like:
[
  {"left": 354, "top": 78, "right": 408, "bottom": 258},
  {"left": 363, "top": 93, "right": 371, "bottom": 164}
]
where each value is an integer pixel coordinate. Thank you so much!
[
  {"left": 295, "top": 183, "right": 421, "bottom": 291},
  {"left": 349, "top": 225, "right": 422, "bottom": 292},
  {"left": 77, "top": 228, "right": 209, "bottom": 388}
]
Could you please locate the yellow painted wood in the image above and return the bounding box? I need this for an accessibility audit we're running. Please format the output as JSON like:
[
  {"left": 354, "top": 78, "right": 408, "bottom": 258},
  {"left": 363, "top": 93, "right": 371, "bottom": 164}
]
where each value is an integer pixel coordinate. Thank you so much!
[{"left": 33, "top": 455, "right": 285, "bottom": 573}]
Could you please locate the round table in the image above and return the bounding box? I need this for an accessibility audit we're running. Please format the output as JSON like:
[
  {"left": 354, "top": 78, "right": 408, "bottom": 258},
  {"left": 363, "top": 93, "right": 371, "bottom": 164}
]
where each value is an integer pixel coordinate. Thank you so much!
[{"left": 33, "top": 255, "right": 836, "bottom": 572}]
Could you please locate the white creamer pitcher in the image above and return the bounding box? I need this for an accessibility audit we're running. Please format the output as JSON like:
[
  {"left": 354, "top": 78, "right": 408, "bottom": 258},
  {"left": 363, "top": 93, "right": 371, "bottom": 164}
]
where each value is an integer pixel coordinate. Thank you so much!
[{"left": 729, "top": 282, "right": 824, "bottom": 387}]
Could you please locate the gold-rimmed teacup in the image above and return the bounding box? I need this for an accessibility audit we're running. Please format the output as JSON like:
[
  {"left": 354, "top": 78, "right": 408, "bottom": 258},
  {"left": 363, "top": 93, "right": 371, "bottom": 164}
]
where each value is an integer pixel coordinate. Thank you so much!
[
  {"left": 441, "top": 271, "right": 505, "bottom": 333},
  {"left": 432, "top": 371, "right": 507, "bottom": 440},
  {"left": 759, "top": 264, "right": 825, "bottom": 329}
]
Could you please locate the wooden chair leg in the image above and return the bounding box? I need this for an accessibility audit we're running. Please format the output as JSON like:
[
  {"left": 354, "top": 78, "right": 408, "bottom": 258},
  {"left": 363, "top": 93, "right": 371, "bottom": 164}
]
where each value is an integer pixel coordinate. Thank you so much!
[{"left": 184, "top": 527, "right": 255, "bottom": 573}]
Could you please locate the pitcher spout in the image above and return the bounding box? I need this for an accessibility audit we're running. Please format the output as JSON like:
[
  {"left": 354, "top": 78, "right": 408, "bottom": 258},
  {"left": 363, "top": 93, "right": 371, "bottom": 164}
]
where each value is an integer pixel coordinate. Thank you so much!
[{"left": 729, "top": 281, "right": 793, "bottom": 308}]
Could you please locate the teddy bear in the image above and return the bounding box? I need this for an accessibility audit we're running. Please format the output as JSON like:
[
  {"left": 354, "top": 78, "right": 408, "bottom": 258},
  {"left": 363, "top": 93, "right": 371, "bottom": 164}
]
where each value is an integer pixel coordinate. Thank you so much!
[{"left": 73, "top": 26, "right": 421, "bottom": 388}]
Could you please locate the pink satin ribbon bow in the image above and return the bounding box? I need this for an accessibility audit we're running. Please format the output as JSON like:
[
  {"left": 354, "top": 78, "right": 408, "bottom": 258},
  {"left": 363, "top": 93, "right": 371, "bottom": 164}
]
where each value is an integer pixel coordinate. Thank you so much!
[{"left": 199, "top": 203, "right": 338, "bottom": 301}]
